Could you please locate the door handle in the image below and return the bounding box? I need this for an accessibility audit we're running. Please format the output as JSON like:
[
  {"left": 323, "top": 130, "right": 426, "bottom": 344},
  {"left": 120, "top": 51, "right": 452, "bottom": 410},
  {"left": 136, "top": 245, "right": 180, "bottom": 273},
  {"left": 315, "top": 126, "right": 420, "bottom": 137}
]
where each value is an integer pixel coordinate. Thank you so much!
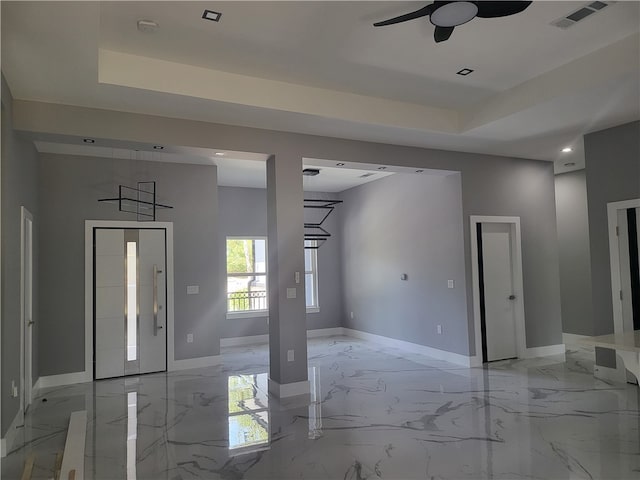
[
  {"left": 508, "top": 295, "right": 516, "bottom": 300},
  {"left": 153, "top": 265, "right": 159, "bottom": 336},
  {"left": 27, "top": 320, "right": 34, "bottom": 326}
]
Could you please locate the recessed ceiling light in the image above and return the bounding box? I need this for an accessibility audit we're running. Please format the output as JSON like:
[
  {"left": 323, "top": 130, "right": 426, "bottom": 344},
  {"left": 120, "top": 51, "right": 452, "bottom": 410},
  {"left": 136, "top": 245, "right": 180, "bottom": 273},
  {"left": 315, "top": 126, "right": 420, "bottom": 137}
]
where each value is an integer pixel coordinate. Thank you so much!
[
  {"left": 202, "top": 9, "right": 222, "bottom": 22},
  {"left": 416, "top": 170, "right": 424, "bottom": 173},
  {"left": 562, "top": 147, "right": 573, "bottom": 153},
  {"left": 153, "top": 145, "right": 164, "bottom": 150},
  {"left": 564, "top": 162, "right": 576, "bottom": 167},
  {"left": 336, "top": 163, "right": 345, "bottom": 166},
  {"left": 377, "top": 166, "right": 387, "bottom": 170},
  {"left": 215, "top": 152, "right": 225, "bottom": 156},
  {"left": 456, "top": 68, "right": 474, "bottom": 76},
  {"left": 137, "top": 19, "right": 159, "bottom": 34},
  {"left": 83, "top": 138, "right": 95, "bottom": 144}
]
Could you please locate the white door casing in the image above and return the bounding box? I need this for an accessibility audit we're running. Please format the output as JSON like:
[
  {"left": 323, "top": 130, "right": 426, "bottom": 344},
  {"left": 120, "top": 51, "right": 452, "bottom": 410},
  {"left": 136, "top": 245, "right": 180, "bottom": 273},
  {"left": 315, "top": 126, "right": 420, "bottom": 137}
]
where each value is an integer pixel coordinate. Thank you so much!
[
  {"left": 470, "top": 216, "right": 526, "bottom": 364},
  {"left": 481, "top": 223, "right": 518, "bottom": 361},
  {"left": 85, "top": 221, "right": 175, "bottom": 380},
  {"left": 608, "top": 199, "right": 640, "bottom": 335},
  {"left": 617, "top": 209, "right": 634, "bottom": 332},
  {"left": 95, "top": 228, "right": 167, "bottom": 379},
  {"left": 20, "top": 207, "right": 34, "bottom": 413}
]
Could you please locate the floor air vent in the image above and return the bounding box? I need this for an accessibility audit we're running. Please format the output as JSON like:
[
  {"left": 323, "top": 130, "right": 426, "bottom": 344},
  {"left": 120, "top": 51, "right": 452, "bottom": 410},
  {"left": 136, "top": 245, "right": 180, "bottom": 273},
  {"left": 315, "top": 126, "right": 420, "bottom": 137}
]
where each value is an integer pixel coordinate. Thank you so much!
[{"left": 551, "top": 1, "right": 612, "bottom": 29}]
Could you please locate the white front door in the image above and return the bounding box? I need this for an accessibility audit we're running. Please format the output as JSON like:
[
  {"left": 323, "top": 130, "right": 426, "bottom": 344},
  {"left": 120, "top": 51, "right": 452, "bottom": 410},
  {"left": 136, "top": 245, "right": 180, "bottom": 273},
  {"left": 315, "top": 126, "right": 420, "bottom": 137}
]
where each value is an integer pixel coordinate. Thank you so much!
[
  {"left": 481, "top": 223, "right": 518, "bottom": 362},
  {"left": 95, "top": 228, "right": 167, "bottom": 379}
]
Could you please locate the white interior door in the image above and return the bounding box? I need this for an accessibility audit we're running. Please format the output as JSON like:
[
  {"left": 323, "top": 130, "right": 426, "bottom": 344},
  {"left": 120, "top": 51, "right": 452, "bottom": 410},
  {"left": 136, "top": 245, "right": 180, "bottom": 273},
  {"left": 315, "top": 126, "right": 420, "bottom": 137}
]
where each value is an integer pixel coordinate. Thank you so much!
[
  {"left": 21, "top": 208, "right": 34, "bottom": 412},
  {"left": 95, "top": 228, "right": 167, "bottom": 379},
  {"left": 481, "top": 223, "right": 518, "bottom": 362}
]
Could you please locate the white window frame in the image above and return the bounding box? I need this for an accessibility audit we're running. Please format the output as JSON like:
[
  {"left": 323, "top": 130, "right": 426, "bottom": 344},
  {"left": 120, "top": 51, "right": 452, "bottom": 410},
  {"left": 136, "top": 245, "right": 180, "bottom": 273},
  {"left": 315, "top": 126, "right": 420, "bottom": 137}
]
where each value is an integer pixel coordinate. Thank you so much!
[
  {"left": 305, "top": 245, "right": 320, "bottom": 313},
  {"left": 226, "top": 236, "right": 268, "bottom": 318}
]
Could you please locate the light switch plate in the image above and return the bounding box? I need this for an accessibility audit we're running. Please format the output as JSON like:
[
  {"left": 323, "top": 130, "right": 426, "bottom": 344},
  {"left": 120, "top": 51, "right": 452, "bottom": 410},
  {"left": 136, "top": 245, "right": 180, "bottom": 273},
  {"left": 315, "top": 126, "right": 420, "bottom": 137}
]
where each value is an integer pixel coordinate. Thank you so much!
[
  {"left": 187, "top": 333, "right": 194, "bottom": 343},
  {"left": 447, "top": 280, "right": 454, "bottom": 289},
  {"left": 287, "top": 349, "right": 295, "bottom": 362},
  {"left": 187, "top": 285, "right": 199, "bottom": 295},
  {"left": 295, "top": 272, "right": 300, "bottom": 284},
  {"left": 437, "top": 325, "right": 443, "bottom": 334},
  {"left": 287, "top": 287, "right": 297, "bottom": 299}
]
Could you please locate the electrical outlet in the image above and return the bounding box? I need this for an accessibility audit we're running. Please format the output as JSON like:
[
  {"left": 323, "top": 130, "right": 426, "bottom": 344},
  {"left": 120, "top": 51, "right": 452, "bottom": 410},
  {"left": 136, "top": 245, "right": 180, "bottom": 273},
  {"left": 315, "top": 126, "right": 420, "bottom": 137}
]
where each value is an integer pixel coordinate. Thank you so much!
[
  {"left": 187, "top": 333, "right": 194, "bottom": 343},
  {"left": 437, "top": 325, "right": 443, "bottom": 335},
  {"left": 11, "top": 380, "right": 18, "bottom": 398},
  {"left": 448, "top": 280, "right": 454, "bottom": 289},
  {"left": 287, "top": 350, "right": 295, "bottom": 362},
  {"left": 187, "top": 285, "right": 199, "bottom": 295}
]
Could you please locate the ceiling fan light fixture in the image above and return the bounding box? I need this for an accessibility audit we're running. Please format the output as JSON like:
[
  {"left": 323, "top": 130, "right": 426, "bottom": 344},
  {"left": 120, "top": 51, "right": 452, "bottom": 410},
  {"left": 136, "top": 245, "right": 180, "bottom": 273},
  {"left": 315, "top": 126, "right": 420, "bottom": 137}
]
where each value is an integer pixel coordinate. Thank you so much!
[{"left": 430, "top": 1, "right": 479, "bottom": 27}]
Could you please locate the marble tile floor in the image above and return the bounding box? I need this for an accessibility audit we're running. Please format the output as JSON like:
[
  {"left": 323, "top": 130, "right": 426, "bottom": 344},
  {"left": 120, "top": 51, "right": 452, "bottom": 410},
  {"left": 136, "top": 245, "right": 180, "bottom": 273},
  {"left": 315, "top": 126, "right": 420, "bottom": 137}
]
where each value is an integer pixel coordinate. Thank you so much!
[{"left": 1, "top": 336, "right": 639, "bottom": 479}]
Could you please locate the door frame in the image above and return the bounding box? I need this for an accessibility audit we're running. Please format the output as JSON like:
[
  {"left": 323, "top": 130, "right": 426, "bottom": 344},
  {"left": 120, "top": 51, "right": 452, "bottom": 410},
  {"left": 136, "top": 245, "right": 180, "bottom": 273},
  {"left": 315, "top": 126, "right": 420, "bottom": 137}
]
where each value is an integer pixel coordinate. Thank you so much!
[
  {"left": 85, "top": 220, "right": 175, "bottom": 379},
  {"left": 608, "top": 198, "right": 640, "bottom": 334},
  {"left": 20, "top": 206, "right": 34, "bottom": 414},
  {"left": 470, "top": 216, "right": 527, "bottom": 363}
]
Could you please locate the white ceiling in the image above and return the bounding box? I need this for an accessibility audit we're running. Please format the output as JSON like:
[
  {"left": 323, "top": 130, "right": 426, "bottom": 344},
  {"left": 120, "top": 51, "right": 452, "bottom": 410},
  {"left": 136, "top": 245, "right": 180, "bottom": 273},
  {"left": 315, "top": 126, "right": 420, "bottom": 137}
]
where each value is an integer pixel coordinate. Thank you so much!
[{"left": 3, "top": 1, "right": 640, "bottom": 176}]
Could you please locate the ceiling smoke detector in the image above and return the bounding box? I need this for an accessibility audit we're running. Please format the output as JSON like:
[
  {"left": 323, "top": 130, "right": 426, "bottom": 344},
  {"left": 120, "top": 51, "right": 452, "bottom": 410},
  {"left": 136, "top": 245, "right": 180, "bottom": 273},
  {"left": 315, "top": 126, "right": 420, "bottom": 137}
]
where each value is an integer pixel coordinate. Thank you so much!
[
  {"left": 137, "top": 19, "right": 159, "bottom": 34},
  {"left": 303, "top": 168, "right": 321, "bottom": 176}
]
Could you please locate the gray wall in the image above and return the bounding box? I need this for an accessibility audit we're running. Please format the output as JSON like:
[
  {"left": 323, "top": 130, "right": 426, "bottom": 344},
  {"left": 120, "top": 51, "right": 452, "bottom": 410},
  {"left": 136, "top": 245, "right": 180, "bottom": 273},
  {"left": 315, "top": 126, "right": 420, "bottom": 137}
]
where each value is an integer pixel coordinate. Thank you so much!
[
  {"left": 218, "top": 186, "right": 343, "bottom": 338},
  {"left": 14, "top": 100, "right": 565, "bottom": 356},
  {"left": 554, "top": 170, "right": 594, "bottom": 336},
  {"left": 38, "top": 154, "right": 221, "bottom": 377},
  {"left": 585, "top": 121, "right": 640, "bottom": 337},
  {"left": 584, "top": 121, "right": 640, "bottom": 369},
  {"left": 339, "top": 173, "right": 469, "bottom": 354},
  {"left": 1, "top": 77, "right": 39, "bottom": 437}
]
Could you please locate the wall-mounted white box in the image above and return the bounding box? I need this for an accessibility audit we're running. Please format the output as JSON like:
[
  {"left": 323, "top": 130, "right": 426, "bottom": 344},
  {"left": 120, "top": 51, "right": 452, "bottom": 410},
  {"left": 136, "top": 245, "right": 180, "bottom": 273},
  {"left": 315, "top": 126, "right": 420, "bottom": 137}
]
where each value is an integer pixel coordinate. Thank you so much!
[
  {"left": 287, "top": 288, "right": 297, "bottom": 299},
  {"left": 447, "top": 280, "right": 455, "bottom": 289},
  {"left": 187, "top": 285, "right": 199, "bottom": 295}
]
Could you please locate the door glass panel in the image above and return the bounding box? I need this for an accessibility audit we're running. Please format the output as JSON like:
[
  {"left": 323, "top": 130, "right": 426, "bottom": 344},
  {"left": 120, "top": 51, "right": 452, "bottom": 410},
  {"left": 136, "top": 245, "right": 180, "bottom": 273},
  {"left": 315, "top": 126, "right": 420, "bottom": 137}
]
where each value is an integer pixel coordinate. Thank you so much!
[{"left": 126, "top": 241, "right": 137, "bottom": 361}]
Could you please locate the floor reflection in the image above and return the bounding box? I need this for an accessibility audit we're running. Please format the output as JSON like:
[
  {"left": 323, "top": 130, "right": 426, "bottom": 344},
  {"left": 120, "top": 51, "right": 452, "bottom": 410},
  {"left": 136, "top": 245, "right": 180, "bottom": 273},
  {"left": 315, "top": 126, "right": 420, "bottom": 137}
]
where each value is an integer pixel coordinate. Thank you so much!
[{"left": 227, "top": 373, "right": 270, "bottom": 454}]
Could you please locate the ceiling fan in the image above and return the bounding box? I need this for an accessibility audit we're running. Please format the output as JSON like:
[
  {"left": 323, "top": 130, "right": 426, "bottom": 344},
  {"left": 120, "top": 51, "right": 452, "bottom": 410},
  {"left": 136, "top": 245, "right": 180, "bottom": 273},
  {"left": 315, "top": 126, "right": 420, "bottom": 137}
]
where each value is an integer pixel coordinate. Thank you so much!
[{"left": 373, "top": 1, "right": 533, "bottom": 43}]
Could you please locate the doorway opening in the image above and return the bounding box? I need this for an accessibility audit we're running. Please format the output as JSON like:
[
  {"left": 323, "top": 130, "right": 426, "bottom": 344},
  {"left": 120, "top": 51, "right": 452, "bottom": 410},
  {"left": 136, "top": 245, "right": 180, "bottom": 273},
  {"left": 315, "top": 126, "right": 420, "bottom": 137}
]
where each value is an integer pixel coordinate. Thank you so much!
[{"left": 471, "top": 216, "right": 527, "bottom": 363}]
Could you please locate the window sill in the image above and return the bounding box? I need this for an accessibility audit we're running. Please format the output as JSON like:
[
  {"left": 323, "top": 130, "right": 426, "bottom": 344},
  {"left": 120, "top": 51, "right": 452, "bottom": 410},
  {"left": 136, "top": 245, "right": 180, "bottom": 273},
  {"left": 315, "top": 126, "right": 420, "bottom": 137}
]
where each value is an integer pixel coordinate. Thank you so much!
[
  {"left": 226, "top": 311, "right": 269, "bottom": 320},
  {"left": 226, "top": 308, "right": 320, "bottom": 319}
]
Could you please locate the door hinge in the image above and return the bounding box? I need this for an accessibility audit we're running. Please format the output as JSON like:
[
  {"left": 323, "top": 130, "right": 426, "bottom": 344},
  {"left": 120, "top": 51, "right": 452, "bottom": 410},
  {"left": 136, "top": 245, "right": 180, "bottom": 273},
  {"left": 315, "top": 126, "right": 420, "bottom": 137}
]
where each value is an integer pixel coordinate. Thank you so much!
[
  {"left": 616, "top": 226, "right": 619, "bottom": 236},
  {"left": 620, "top": 290, "right": 623, "bottom": 300}
]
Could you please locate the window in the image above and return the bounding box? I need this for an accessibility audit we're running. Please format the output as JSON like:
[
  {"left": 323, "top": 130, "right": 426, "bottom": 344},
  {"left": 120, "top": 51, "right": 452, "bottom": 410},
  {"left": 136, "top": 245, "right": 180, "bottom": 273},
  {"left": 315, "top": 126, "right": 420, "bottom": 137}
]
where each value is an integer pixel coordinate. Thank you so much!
[
  {"left": 305, "top": 243, "right": 319, "bottom": 310},
  {"left": 226, "top": 238, "right": 267, "bottom": 313},
  {"left": 226, "top": 237, "right": 319, "bottom": 315}
]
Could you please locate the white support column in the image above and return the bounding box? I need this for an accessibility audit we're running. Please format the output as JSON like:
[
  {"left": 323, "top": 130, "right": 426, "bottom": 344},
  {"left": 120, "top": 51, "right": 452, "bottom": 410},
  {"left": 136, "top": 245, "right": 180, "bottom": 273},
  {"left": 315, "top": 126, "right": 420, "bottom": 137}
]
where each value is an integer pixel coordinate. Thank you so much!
[{"left": 266, "top": 154, "right": 309, "bottom": 397}]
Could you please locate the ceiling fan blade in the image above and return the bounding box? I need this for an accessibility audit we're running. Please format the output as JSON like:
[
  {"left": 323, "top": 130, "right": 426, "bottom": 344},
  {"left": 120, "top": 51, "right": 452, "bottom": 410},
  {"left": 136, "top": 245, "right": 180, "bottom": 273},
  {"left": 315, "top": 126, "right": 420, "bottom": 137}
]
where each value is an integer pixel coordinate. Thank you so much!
[
  {"left": 434, "top": 26, "right": 454, "bottom": 43},
  {"left": 373, "top": 4, "right": 435, "bottom": 26},
  {"left": 476, "top": 1, "right": 533, "bottom": 18}
]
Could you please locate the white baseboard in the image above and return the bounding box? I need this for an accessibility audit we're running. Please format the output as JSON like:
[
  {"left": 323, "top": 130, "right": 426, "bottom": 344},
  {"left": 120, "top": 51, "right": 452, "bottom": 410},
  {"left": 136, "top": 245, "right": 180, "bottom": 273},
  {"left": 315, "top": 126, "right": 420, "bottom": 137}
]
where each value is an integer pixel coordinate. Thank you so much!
[
  {"left": 562, "top": 333, "right": 591, "bottom": 345},
  {"left": 342, "top": 328, "right": 473, "bottom": 367},
  {"left": 171, "top": 355, "right": 222, "bottom": 371},
  {"left": 221, "top": 334, "right": 269, "bottom": 347},
  {"left": 1, "top": 408, "right": 24, "bottom": 457},
  {"left": 34, "top": 371, "right": 92, "bottom": 391},
  {"left": 523, "top": 344, "right": 566, "bottom": 359},
  {"left": 268, "top": 378, "right": 309, "bottom": 398},
  {"left": 307, "top": 327, "right": 344, "bottom": 338},
  {"left": 221, "top": 328, "right": 346, "bottom": 348},
  {"left": 60, "top": 410, "right": 87, "bottom": 480}
]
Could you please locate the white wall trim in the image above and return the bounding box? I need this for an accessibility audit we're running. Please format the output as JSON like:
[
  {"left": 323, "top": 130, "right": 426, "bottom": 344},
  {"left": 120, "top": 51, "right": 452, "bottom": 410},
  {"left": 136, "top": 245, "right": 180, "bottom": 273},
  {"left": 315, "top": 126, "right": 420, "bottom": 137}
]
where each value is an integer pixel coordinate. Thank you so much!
[
  {"left": 221, "top": 334, "right": 269, "bottom": 347},
  {"left": 170, "top": 355, "right": 222, "bottom": 371},
  {"left": 84, "top": 221, "right": 175, "bottom": 380},
  {"left": 268, "top": 378, "right": 310, "bottom": 398},
  {"left": 607, "top": 199, "right": 640, "bottom": 335},
  {"left": 0, "top": 407, "right": 24, "bottom": 457},
  {"left": 220, "top": 328, "right": 345, "bottom": 348},
  {"left": 20, "top": 206, "right": 34, "bottom": 415},
  {"left": 34, "top": 371, "right": 92, "bottom": 391},
  {"left": 523, "top": 344, "right": 566, "bottom": 359},
  {"left": 59, "top": 411, "right": 87, "bottom": 480},
  {"left": 307, "top": 327, "right": 344, "bottom": 338},
  {"left": 343, "top": 328, "right": 474, "bottom": 367},
  {"left": 562, "top": 333, "right": 591, "bottom": 345},
  {"left": 470, "top": 216, "right": 527, "bottom": 364}
]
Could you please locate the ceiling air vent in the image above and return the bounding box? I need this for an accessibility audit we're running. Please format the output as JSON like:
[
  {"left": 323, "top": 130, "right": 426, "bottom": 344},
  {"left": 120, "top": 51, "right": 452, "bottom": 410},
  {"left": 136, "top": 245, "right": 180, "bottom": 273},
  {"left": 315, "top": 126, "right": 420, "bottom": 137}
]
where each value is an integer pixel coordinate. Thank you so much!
[
  {"left": 551, "top": 1, "right": 612, "bottom": 29},
  {"left": 303, "top": 168, "right": 320, "bottom": 176},
  {"left": 359, "top": 173, "right": 375, "bottom": 178}
]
